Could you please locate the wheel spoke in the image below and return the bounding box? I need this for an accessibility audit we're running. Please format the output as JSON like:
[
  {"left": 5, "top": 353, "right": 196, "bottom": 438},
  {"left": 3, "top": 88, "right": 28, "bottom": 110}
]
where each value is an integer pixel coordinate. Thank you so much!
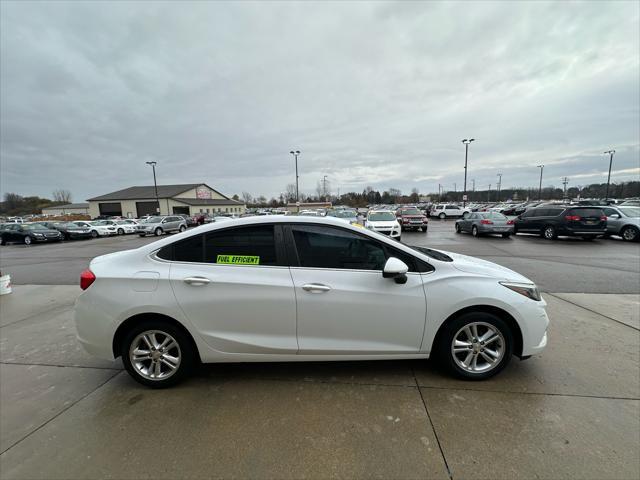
[
  {"left": 483, "top": 334, "right": 500, "bottom": 346},
  {"left": 480, "top": 351, "right": 495, "bottom": 364},
  {"left": 471, "top": 353, "right": 479, "bottom": 370},
  {"left": 463, "top": 351, "right": 474, "bottom": 367},
  {"left": 463, "top": 326, "right": 473, "bottom": 342},
  {"left": 484, "top": 348, "right": 500, "bottom": 359},
  {"left": 154, "top": 361, "right": 162, "bottom": 377},
  {"left": 161, "top": 358, "right": 177, "bottom": 370},
  {"left": 470, "top": 324, "right": 479, "bottom": 340},
  {"left": 479, "top": 328, "right": 496, "bottom": 342},
  {"left": 141, "top": 335, "right": 153, "bottom": 349},
  {"left": 162, "top": 354, "right": 179, "bottom": 366}
]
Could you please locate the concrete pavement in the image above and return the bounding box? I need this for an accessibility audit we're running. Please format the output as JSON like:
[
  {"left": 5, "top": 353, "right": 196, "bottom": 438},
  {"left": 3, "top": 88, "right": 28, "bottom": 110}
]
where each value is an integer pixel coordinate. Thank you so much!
[{"left": 1, "top": 285, "right": 638, "bottom": 479}]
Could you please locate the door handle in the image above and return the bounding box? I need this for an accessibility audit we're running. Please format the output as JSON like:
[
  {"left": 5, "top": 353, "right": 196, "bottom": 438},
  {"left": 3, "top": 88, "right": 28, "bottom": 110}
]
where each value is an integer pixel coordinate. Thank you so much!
[
  {"left": 302, "top": 283, "right": 331, "bottom": 293},
  {"left": 183, "top": 276, "right": 211, "bottom": 286}
]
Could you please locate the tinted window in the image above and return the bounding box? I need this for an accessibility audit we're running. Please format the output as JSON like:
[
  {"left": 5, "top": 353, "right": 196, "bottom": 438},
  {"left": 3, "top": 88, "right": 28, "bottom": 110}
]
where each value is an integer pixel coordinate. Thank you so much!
[
  {"left": 204, "top": 225, "right": 278, "bottom": 266},
  {"left": 532, "top": 209, "right": 548, "bottom": 217},
  {"left": 602, "top": 208, "right": 617, "bottom": 216},
  {"left": 292, "top": 225, "right": 387, "bottom": 270},
  {"left": 445, "top": 205, "right": 457, "bottom": 210},
  {"left": 547, "top": 208, "right": 564, "bottom": 216},
  {"left": 568, "top": 208, "right": 602, "bottom": 217}
]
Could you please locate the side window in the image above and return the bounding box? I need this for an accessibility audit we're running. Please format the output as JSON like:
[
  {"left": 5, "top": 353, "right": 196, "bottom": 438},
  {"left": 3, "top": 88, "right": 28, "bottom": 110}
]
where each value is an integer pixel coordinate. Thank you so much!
[
  {"left": 445, "top": 205, "right": 455, "bottom": 210},
  {"left": 603, "top": 208, "right": 616, "bottom": 216},
  {"left": 204, "top": 225, "right": 279, "bottom": 266},
  {"left": 157, "top": 234, "right": 204, "bottom": 262},
  {"left": 533, "top": 209, "right": 547, "bottom": 217},
  {"left": 548, "top": 209, "right": 563, "bottom": 216},
  {"left": 292, "top": 225, "right": 387, "bottom": 271}
]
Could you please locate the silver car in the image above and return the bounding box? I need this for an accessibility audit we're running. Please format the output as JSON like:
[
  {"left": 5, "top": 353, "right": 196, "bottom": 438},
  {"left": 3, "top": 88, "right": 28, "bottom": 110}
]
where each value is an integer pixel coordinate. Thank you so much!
[
  {"left": 137, "top": 216, "right": 187, "bottom": 237},
  {"left": 455, "top": 212, "right": 514, "bottom": 238},
  {"left": 602, "top": 206, "right": 640, "bottom": 242}
]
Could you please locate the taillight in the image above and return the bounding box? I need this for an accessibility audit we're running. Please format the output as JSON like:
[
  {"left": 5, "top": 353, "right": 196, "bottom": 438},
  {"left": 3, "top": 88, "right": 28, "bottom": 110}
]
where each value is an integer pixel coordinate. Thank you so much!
[
  {"left": 507, "top": 219, "right": 514, "bottom": 225},
  {"left": 80, "top": 269, "right": 96, "bottom": 290},
  {"left": 480, "top": 219, "right": 493, "bottom": 225},
  {"left": 565, "top": 215, "right": 581, "bottom": 221},
  {"left": 600, "top": 215, "right": 607, "bottom": 221}
]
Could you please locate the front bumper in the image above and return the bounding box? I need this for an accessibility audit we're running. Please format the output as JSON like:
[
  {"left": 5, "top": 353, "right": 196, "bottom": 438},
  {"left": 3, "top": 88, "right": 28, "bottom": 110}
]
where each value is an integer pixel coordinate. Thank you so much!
[{"left": 32, "top": 235, "right": 63, "bottom": 242}]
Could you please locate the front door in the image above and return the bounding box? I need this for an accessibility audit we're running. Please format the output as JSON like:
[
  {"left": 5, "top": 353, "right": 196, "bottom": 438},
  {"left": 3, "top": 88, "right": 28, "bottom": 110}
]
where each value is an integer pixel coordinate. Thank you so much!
[
  {"left": 287, "top": 224, "right": 427, "bottom": 354},
  {"left": 167, "top": 225, "right": 297, "bottom": 354}
]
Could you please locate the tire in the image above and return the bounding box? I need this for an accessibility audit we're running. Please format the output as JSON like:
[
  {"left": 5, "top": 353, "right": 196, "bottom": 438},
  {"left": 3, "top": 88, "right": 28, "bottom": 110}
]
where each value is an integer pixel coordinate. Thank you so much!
[
  {"left": 582, "top": 236, "right": 595, "bottom": 241},
  {"left": 0, "top": 236, "right": 6, "bottom": 246},
  {"left": 117, "top": 228, "right": 124, "bottom": 235},
  {"left": 154, "top": 228, "right": 163, "bottom": 236},
  {"left": 120, "top": 320, "right": 196, "bottom": 388},
  {"left": 455, "top": 223, "right": 461, "bottom": 233},
  {"left": 438, "top": 213, "right": 445, "bottom": 219},
  {"left": 138, "top": 234, "right": 146, "bottom": 237},
  {"left": 91, "top": 230, "right": 98, "bottom": 238},
  {"left": 621, "top": 226, "right": 639, "bottom": 242},
  {"left": 179, "top": 225, "right": 186, "bottom": 232},
  {"left": 24, "top": 235, "right": 32, "bottom": 245},
  {"left": 542, "top": 225, "right": 556, "bottom": 240},
  {"left": 502, "top": 233, "right": 510, "bottom": 238},
  {"left": 513, "top": 225, "right": 518, "bottom": 235},
  {"left": 435, "top": 312, "right": 513, "bottom": 380},
  {"left": 472, "top": 226, "right": 479, "bottom": 237},
  {"left": 421, "top": 227, "right": 427, "bottom": 233}
]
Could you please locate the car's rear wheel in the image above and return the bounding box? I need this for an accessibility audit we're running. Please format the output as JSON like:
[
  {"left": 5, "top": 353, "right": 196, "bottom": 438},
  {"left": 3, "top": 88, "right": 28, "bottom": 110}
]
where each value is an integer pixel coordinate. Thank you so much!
[
  {"left": 23, "top": 235, "right": 32, "bottom": 245},
  {"left": 455, "top": 223, "right": 461, "bottom": 233},
  {"left": 121, "top": 321, "right": 195, "bottom": 388},
  {"left": 179, "top": 225, "right": 186, "bottom": 232},
  {"left": 438, "top": 213, "right": 445, "bottom": 219},
  {"left": 502, "top": 233, "right": 510, "bottom": 238},
  {"left": 542, "top": 225, "right": 557, "bottom": 240},
  {"left": 472, "top": 226, "right": 479, "bottom": 237},
  {"left": 154, "top": 228, "right": 163, "bottom": 236},
  {"left": 436, "top": 312, "right": 513, "bottom": 380},
  {"left": 621, "top": 226, "right": 639, "bottom": 242},
  {"left": 421, "top": 227, "right": 427, "bottom": 232},
  {"left": 117, "top": 228, "right": 124, "bottom": 235},
  {"left": 0, "top": 236, "right": 6, "bottom": 246}
]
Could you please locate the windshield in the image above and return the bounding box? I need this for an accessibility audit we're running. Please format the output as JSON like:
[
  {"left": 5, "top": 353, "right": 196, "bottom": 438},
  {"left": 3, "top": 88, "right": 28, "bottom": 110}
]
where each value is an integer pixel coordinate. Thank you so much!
[
  {"left": 146, "top": 217, "right": 162, "bottom": 223},
  {"left": 333, "top": 210, "right": 357, "bottom": 218},
  {"left": 620, "top": 207, "right": 640, "bottom": 217},
  {"left": 400, "top": 209, "right": 422, "bottom": 215},
  {"left": 93, "top": 221, "right": 111, "bottom": 225},
  {"left": 368, "top": 212, "right": 396, "bottom": 221},
  {"left": 22, "top": 224, "right": 48, "bottom": 231},
  {"left": 482, "top": 212, "right": 507, "bottom": 220},
  {"left": 56, "top": 222, "right": 76, "bottom": 227}
]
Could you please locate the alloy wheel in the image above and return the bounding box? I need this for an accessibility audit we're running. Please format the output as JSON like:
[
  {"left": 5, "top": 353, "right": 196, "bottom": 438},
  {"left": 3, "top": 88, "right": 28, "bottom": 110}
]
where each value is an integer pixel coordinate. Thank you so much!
[
  {"left": 544, "top": 226, "right": 555, "bottom": 239},
  {"left": 451, "top": 322, "right": 505, "bottom": 374},
  {"left": 129, "top": 330, "right": 181, "bottom": 381},
  {"left": 622, "top": 227, "right": 638, "bottom": 241},
  {"left": 24, "top": 236, "right": 32, "bottom": 245}
]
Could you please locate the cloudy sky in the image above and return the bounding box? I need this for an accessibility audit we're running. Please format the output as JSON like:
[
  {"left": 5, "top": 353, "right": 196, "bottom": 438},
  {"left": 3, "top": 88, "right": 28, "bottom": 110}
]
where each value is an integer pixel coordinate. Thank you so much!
[{"left": 1, "top": 0, "right": 638, "bottom": 202}]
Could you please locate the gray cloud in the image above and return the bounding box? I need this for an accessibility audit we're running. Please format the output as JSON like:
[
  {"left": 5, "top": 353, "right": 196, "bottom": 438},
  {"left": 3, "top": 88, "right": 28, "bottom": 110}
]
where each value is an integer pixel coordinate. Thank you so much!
[{"left": 1, "top": 0, "right": 638, "bottom": 201}]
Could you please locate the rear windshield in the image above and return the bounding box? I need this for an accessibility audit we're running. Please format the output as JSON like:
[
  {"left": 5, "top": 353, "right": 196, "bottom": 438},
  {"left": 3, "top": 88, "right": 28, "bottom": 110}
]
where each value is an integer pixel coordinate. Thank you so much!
[
  {"left": 481, "top": 212, "right": 507, "bottom": 220},
  {"left": 400, "top": 209, "right": 422, "bottom": 215},
  {"left": 568, "top": 208, "right": 603, "bottom": 217}
]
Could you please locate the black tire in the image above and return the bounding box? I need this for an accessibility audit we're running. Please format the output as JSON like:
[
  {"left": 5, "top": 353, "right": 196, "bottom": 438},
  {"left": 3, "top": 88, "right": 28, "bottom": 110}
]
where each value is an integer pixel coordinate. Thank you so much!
[
  {"left": 435, "top": 312, "right": 513, "bottom": 380},
  {"left": 0, "top": 236, "right": 6, "bottom": 246},
  {"left": 421, "top": 227, "right": 427, "bottom": 232},
  {"left": 438, "top": 213, "right": 445, "bottom": 220},
  {"left": 513, "top": 225, "right": 518, "bottom": 235},
  {"left": 138, "top": 234, "right": 146, "bottom": 237},
  {"left": 621, "top": 226, "right": 639, "bottom": 242},
  {"left": 117, "top": 228, "right": 124, "bottom": 235},
  {"left": 24, "top": 235, "right": 32, "bottom": 245},
  {"left": 502, "top": 233, "right": 510, "bottom": 238},
  {"left": 154, "top": 228, "right": 163, "bottom": 236},
  {"left": 472, "top": 226, "right": 479, "bottom": 237},
  {"left": 120, "top": 320, "right": 196, "bottom": 388},
  {"left": 179, "top": 225, "right": 186, "bottom": 232},
  {"left": 455, "top": 223, "right": 461, "bottom": 233},
  {"left": 542, "top": 225, "right": 557, "bottom": 240},
  {"left": 91, "top": 230, "right": 98, "bottom": 238}
]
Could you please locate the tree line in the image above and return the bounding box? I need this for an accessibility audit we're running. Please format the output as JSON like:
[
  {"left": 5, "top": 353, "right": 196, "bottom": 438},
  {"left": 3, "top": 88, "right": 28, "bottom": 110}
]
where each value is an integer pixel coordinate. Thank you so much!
[{"left": 0, "top": 190, "right": 72, "bottom": 216}]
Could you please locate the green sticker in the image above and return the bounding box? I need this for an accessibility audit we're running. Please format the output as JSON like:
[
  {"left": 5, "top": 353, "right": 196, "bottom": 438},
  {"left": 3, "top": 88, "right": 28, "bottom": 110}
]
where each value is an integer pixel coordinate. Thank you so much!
[{"left": 216, "top": 255, "right": 260, "bottom": 265}]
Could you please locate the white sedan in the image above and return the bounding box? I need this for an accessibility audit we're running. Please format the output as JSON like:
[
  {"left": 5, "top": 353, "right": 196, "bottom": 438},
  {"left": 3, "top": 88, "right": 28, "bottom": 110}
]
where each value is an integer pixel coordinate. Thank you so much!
[
  {"left": 75, "top": 216, "right": 549, "bottom": 388},
  {"left": 73, "top": 221, "right": 117, "bottom": 238},
  {"left": 365, "top": 210, "right": 402, "bottom": 240}
]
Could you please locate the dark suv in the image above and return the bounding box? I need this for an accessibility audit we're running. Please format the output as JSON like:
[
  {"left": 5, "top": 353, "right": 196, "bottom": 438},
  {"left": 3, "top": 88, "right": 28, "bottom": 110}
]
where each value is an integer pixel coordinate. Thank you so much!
[
  {"left": 514, "top": 205, "right": 606, "bottom": 240},
  {"left": 395, "top": 207, "right": 428, "bottom": 232}
]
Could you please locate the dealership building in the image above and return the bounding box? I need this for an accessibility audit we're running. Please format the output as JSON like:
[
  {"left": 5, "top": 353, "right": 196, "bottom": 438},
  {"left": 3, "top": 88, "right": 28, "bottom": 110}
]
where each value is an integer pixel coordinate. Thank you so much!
[{"left": 87, "top": 184, "right": 245, "bottom": 218}]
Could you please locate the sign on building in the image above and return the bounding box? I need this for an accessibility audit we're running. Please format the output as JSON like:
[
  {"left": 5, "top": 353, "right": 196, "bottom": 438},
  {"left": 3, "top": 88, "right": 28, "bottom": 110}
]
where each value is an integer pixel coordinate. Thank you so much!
[{"left": 196, "top": 186, "right": 212, "bottom": 199}]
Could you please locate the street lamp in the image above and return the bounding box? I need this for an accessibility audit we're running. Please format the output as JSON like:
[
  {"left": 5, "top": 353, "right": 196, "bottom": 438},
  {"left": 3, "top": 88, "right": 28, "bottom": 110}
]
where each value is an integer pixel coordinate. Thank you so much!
[
  {"left": 461, "top": 138, "right": 475, "bottom": 207},
  {"left": 496, "top": 173, "right": 502, "bottom": 202},
  {"left": 604, "top": 150, "right": 615, "bottom": 200},
  {"left": 145, "top": 161, "right": 160, "bottom": 214},
  {"left": 323, "top": 175, "right": 328, "bottom": 201},
  {"left": 537, "top": 165, "right": 544, "bottom": 201},
  {"left": 289, "top": 150, "right": 301, "bottom": 210}
]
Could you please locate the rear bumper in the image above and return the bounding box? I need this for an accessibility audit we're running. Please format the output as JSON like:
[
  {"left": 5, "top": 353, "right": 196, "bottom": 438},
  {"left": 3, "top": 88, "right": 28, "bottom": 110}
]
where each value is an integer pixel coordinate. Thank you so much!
[{"left": 478, "top": 225, "right": 514, "bottom": 234}]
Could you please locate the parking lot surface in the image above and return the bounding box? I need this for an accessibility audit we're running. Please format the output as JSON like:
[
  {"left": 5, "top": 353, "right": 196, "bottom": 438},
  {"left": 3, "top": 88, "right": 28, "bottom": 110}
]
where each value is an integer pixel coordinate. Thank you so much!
[{"left": 1, "top": 220, "right": 639, "bottom": 479}]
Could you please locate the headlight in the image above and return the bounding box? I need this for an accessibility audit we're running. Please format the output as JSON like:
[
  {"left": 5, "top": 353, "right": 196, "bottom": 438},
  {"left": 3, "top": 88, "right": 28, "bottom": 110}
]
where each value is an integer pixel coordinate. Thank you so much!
[{"left": 500, "top": 282, "right": 541, "bottom": 301}]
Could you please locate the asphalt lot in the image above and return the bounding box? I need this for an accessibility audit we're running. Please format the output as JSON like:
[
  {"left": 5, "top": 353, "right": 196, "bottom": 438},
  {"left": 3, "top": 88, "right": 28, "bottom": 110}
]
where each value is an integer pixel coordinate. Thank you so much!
[
  {"left": 0, "top": 219, "right": 639, "bottom": 479},
  {"left": 1, "top": 219, "right": 639, "bottom": 293}
]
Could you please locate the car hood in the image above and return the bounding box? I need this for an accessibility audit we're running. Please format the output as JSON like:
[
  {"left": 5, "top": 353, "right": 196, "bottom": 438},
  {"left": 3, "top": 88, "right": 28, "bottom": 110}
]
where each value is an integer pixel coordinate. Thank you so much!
[{"left": 440, "top": 250, "right": 533, "bottom": 283}]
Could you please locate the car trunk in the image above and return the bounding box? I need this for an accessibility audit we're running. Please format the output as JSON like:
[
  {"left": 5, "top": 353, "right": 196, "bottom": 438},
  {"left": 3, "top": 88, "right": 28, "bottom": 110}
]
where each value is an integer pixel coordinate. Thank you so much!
[{"left": 566, "top": 208, "right": 605, "bottom": 231}]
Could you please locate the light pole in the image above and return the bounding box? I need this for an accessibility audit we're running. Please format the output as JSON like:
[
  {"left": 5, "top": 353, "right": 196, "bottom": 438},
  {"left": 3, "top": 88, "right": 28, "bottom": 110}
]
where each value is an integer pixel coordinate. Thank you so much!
[
  {"left": 604, "top": 150, "right": 615, "bottom": 200},
  {"left": 145, "top": 161, "right": 160, "bottom": 214},
  {"left": 537, "top": 165, "right": 544, "bottom": 200},
  {"left": 488, "top": 184, "right": 491, "bottom": 202},
  {"left": 462, "top": 138, "right": 475, "bottom": 208},
  {"left": 496, "top": 173, "right": 502, "bottom": 202},
  {"left": 289, "top": 150, "right": 300, "bottom": 210}
]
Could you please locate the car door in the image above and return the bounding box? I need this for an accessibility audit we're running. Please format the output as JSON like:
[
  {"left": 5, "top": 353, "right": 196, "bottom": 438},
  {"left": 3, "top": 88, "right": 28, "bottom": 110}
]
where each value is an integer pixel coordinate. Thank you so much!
[
  {"left": 603, "top": 207, "right": 621, "bottom": 233},
  {"left": 287, "top": 224, "right": 427, "bottom": 354},
  {"left": 165, "top": 224, "right": 298, "bottom": 354},
  {"left": 462, "top": 213, "right": 476, "bottom": 231}
]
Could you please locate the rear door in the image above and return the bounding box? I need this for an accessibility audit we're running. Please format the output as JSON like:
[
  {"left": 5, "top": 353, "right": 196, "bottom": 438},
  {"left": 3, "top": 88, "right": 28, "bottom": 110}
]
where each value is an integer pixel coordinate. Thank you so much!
[
  {"left": 287, "top": 224, "right": 427, "bottom": 354},
  {"left": 166, "top": 224, "right": 297, "bottom": 354}
]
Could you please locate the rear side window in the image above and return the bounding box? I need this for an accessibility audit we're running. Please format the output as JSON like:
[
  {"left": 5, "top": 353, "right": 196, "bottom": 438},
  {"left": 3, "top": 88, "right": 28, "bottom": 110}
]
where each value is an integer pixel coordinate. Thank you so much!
[
  {"left": 547, "top": 208, "right": 564, "bottom": 216},
  {"left": 157, "top": 234, "right": 203, "bottom": 262},
  {"left": 569, "top": 208, "right": 603, "bottom": 217},
  {"left": 204, "top": 225, "right": 279, "bottom": 266}
]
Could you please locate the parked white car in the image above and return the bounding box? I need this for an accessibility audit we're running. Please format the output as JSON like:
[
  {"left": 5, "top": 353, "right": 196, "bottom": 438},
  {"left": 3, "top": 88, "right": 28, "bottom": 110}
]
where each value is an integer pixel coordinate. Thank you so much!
[
  {"left": 93, "top": 220, "right": 137, "bottom": 235},
  {"left": 75, "top": 216, "right": 549, "bottom": 388},
  {"left": 73, "top": 221, "right": 117, "bottom": 238},
  {"left": 431, "top": 204, "right": 469, "bottom": 219},
  {"left": 365, "top": 210, "right": 401, "bottom": 240}
]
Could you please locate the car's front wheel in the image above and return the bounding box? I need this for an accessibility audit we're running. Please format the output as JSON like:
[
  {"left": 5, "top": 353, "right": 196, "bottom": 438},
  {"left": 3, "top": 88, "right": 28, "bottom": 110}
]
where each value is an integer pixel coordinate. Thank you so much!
[
  {"left": 472, "top": 226, "right": 479, "bottom": 237},
  {"left": 23, "top": 235, "right": 32, "bottom": 245},
  {"left": 438, "top": 213, "right": 445, "bottom": 219},
  {"left": 121, "top": 321, "right": 195, "bottom": 388},
  {"left": 154, "top": 228, "right": 163, "bottom": 236},
  {"left": 621, "top": 226, "right": 639, "bottom": 242},
  {"left": 437, "top": 312, "right": 513, "bottom": 380},
  {"left": 542, "top": 225, "right": 557, "bottom": 240},
  {"left": 455, "top": 223, "right": 461, "bottom": 233},
  {"left": 91, "top": 230, "right": 98, "bottom": 238},
  {"left": 179, "top": 225, "right": 186, "bottom": 232},
  {"left": 117, "top": 228, "right": 124, "bottom": 235}
]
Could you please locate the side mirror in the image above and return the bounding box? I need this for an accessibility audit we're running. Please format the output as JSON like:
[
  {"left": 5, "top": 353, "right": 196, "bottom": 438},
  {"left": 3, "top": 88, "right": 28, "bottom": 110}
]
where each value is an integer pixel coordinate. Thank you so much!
[{"left": 383, "top": 257, "right": 409, "bottom": 284}]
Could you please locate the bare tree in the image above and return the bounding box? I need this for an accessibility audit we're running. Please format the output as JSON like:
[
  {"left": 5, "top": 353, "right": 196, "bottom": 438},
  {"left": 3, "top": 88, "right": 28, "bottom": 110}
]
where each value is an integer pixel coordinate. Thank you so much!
[
  {"left": 315, "top": 180, "right": 324, "bottom": 201},
  {"left": 52, "top": 189, "right": 72, "bottom": 203},
  {"left": 241, "top": 191, "right": 253, "bottom": 204},
  {"left": 284, "top": 183, "right": 297, "bottom": 203}
]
